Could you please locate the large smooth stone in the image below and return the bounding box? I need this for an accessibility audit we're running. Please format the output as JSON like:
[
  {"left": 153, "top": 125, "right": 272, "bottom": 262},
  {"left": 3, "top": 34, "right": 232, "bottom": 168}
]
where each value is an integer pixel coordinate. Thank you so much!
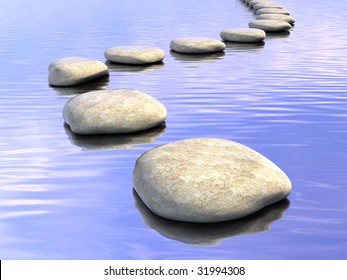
[
  {"left": 220, "top": 28, "right": 266, "bottom": 43},
  {"left": 63, "top": 89, "right": 167, "bottom": 135},
  {"left": 133, "top": 138, "right": 292, "bottom": 223},
  {"left": 256, "top": 8, "right": 290, "bottom": 15},
  {"left": 170, "top": 37, "right": 225, "bottom": 54},
  {"left": 104, "top": 46, "right": 165, "bottom": 65},
  {"left": 248, "top": 0, "right": 276, "bottom": 7},
  {"left": 249, "top": 20, "right": 291, "bottom": 32},
  {"left": 253, "top": 3, "right": 282, "bottom": 10},
  {"left": 256, "top": 14, "right": 295, "bottom": 24},
  {"left": 48, "top": 57, "right": 109, "bottom": 87}
]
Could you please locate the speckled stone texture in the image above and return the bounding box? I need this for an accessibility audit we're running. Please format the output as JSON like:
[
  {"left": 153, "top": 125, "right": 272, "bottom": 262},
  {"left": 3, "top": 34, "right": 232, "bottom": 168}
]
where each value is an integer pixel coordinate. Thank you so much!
[
  {"left": 256, "top": 14, "right": 295, "bottom": 24},
  {"left": 249, "top": 20, "right": 291, "bottom": 32},
  {"left": 256, "top": 8, "right": 290, "bottom": 15},
  {"left": 63, "top": 89, "right": 167, "bottom": 135},
  {"left": 104, "top": 46, "right": 165, "bottom": 65},
  {"left": 48, "top": 57, "right": 109, "bottom": 86},
  {"left": 253, "top": 3, "right": 282, "bottom": 10},
  {"left": 220, "top": 28, "right": 266, "bottom": 43},
  {"left": 133, "top": 138, "right": 292, "bottom": 223},
  {"left": 170, "top": 37, "right": 225, "bottom": 54}
]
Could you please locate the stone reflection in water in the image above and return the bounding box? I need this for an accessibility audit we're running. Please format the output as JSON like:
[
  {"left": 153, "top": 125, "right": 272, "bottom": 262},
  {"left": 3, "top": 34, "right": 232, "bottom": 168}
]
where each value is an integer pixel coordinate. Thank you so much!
[
  {"left": 224, "top": 41, "right": 265, "bottom": 52},
  {"left": 265, "top": 31, "right": 291, "bottom": 39},
  {"left": 51, "top": 75, "right": 110, "bottom": 96},
  {"left": 106, "top": 62, "right": 165, "bottom": 74},
  {"left": 170, "top": 50, "right": 225, "bottom": 64},
  {"left": 64, "top": 123, "right": 166, "bottom": 151},
  {"left": 134, "top": 189, "right": 290, "bottom": 246}
]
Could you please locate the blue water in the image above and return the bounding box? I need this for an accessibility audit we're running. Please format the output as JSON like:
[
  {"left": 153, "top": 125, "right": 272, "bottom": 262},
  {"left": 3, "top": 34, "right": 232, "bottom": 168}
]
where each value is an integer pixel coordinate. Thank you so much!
[{"left": 0, "top": 0, "right": 346, "bottom": 259}]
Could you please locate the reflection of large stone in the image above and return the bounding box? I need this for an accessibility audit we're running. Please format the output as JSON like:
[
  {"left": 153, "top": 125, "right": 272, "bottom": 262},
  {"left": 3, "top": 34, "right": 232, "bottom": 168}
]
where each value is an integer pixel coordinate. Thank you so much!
[
  {"left": 48, "top": 57, "right": 109, "bottom": 86},
  {"left": 51, "top": 75, "right": 110, "bottom": 96},
  {"left": 134, "top": 189, "right": 290, "bottom": 246},
  {"left": 106, "top": 62, "right": 164, "bottom": 74},
  {"left": 133, "top": 138, "right": 292, "bottom": 223},
  {"left": 63, "top": 89, "right": 167, "bottom": 135},
  {"left": 64, "top": 123, "right": 166, "bottom": 151},
  {"left": 170, "top": 51, "right": 225, "bottom": 63}
]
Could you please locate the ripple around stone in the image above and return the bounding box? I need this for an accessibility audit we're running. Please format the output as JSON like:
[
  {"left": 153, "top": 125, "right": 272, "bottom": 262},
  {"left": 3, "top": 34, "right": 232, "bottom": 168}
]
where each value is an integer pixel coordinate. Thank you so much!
[
  {"left": 64, "top": 123, "right": 166, "bottom": 151},
  {"left": 170, "top": 37, "right": 226, "bottom": 54},
  {"left": 249, "top": 20, "right": 292, "bottom": 32},
  {"left": 104, "top": 46, "right": 165, "bottom": 65},
  {"left": 220, "top": 28, "right": 266, "bottom": 43},
  {"left": 134, "top": 189, "right": 290, "bottom": 246}
]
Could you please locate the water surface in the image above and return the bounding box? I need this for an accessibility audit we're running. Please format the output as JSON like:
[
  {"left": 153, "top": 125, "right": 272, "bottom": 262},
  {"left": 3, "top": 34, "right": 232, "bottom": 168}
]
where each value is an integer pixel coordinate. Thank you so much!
[{"left": 0, "top": 0, "right": 347, "bottom": 259}]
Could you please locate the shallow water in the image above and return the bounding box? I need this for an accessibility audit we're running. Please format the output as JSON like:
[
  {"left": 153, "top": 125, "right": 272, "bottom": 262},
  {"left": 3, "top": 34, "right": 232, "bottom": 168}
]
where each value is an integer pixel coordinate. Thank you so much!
[{"left": 0, "top": 0, "right": 347, "bottom": 259}]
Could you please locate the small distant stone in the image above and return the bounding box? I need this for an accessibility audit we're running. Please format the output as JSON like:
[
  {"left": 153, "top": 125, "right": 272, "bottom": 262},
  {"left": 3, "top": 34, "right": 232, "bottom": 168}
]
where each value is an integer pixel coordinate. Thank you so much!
[
  {"left": 104, "top": 46, "right": 165, "bottom": 65},
  {"left": 48, "top": 57, "right": 109, "bottom": 87},
  {"left": 249, "top": 20, "right": 291, "bottom": 32},
  {"left": 170, "top": 37, "right": 225, "bottom": 54},
  {"left": 63, "top": 89, "right": 167, "bottom": 135},
  {"left": 256, "top": 14, "right": 295, "bottom": 24},
  {"left": 133, "top": 138, "right": 292, "bottom": 223},
  {"left": 253, "top": 3, "right": 282, "bottom": 10},
  {"left": 220, "top": 28, "right": 266, "bottom": 43},
  {"left": 248, "top": 0, "right": 276, "bottom": 7},
  {"left": 256, "top": 8, "right": 290, "bottom": 15}
]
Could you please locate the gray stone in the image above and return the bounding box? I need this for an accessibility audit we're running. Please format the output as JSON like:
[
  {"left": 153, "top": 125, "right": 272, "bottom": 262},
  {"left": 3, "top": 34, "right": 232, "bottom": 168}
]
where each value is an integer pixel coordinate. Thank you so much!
[
  {"left": 220, "top": 28, "right": 266, "bottom": 43},
  {"left": 48, "top": 57, "right": 109, "bottom": 87},
  {"left": 249, "top": 20, "right": 291, "bottom": 32},
  {"left": 256, "top": 8, "right": 290, "bottom": 15},
  {"left": 104, "top": 46, "right": 165, "bottom": 65},
  {"left": 133, "top": 138, "right": 292, "bottom": 223},
  {"left": 248, "top": 0, "right": 276, "bottom": 7},
  {"left": 253, "top": 3, "right": 282, "bottom": 10},
  {"left": 170, "top": 37, "right": 225, "bottom": 54},
  {"left": 256, "top": 14, "right": 295, "bottom": 24},
  {"left": 63, "top": 89, "right": 167, "bottom": 135}
]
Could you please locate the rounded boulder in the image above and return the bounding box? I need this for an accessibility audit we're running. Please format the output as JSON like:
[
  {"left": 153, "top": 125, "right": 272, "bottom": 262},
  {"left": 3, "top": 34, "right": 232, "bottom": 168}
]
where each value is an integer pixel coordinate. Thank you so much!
[
  {"left": 256, "top": 14, "right": 295, "bottom": 24},
  {"left": 63, "top": 89, "right": 167, "bottom": 135},
  {"left": 220, "top": 28, "right": 266, "bottom": 43},
  {"left": 170, "top": 37, "right": 225, "bottom": 54},
  {"left": 249, "top": 20, "right": 291, "bottom": 32},
  {"left": 133, "top": 138, "right": 292, "bottom": 223},
  {"left": 256, "top": 8, "right": 290, "bottom": 15},
  {"left": 48, "top": 57, "right": 109, "bottom": 87},
  {"left": 104, "top": 46, "right": 165, "bottom": 65}
]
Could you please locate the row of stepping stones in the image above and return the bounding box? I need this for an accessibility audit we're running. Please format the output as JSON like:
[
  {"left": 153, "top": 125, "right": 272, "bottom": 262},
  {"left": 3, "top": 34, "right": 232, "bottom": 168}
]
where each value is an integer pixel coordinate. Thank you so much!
[{"left": 48, "top": 0, "right": 292, "bottom": 224}]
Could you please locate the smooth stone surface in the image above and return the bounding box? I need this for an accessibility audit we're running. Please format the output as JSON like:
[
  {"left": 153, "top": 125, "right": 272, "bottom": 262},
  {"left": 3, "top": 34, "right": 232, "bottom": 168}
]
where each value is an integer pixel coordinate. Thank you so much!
[
  {"left": 48, "top": 57, "right": 109, "bottom": 87},
  {"left": 220, "top": 28, "right": 266, "bottom": 43},
  {"left": 134, "top": 189, "right": 290, "bottom": 245},
  {"left": 133, "top": 138, "right": 292, "bottom": 223},
  {"left": 256, "top": 8, "right": 290, "bottom": 15},
  {"left": 256, "top": 14, "right": 295, "bottom": 24},
  {"left": 253, "top": 3, "right": 282, "bottom": 10},
  {"left": 170, "top": 37, "right": 225, "bottom": 54},
  {"left": 248, "top": 0, "right": 276, "bottom": 7},
  {"left": 104, "top": 46, "right": 165, "bottom": 65},
  {"left": 63, "top": 89, "right": 167, "bottom": 135},
  {"left": 249, "top": 20, "right": 291, "bottom": 32}
]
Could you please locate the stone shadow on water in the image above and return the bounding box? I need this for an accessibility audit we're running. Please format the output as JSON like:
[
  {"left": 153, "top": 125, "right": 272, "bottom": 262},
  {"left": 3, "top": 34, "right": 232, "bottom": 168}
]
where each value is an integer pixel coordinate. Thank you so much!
[
  {"left": 133, "top": 189, "right": 290, "bottom": 246},
  {"left": 64, "top": 123, "right": 167, "bottom": 151},
  {"left": 50, "top": 75, "right": 110, "bottom": 96},
  {"left": 265, "top": 31, "right": 291, "bottom": 39},
  {"left": 170, "top": 51, "right": 225, "bottom": 65},
  {"left": 106, "top": 61, "right": 165, "bottom": 74}
]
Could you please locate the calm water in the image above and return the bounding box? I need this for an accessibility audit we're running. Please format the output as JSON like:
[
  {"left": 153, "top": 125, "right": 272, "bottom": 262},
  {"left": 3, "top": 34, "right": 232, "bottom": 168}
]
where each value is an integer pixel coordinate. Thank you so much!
[{"left": 0, "top": 0, "right": 347, "bottom": 259}]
